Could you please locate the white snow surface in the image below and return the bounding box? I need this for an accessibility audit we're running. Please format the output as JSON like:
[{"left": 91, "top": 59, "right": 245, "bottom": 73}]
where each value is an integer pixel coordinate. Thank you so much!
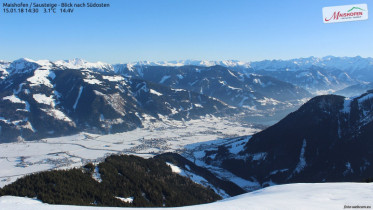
[
  {"left": 228, "top": 137, "right": 249, "bottom": 154},
  {"left": 249, "top": 56, "right": 373, "bottom": 73},
  {"left": 294, "top": 139, "right": 307, "bottom": 174},
  {"left": 0, "top": 116, "right": 258, "bottom": 188},
  {"left": 73, "top": 86, "right": 84, "bottom": 110},
  {"left": 115, "top": 196, "right": 134, "bottom": 203},
  {"left": 167, "top": 162, "right": 229, "bottom": 198},
  {"left": 0, "top": 62, "right": 10, "bottom": 79},
  {"left": 102, "top": 75, "right": 123, "bottom": 82},
  {"left": 55, "top": 58, "right": 114, "bottom": 72},
  {"left": 27, "top": 69, "right": 53, "bottom": 88},
  {"left": 184, "top": 137, "right": 261, "bottom": 192},
  {"left": 33, "top": 94, "right": 55, "bottom": 106},
  {"left": 257, "top": 97, "right": 280, "bottom": 106},
  {"left": 117, "top": 56, "right": 373, "bottom": 75},
  {"left": 42, "top": 108, "right": 74, "bottom": 123},
  {"left": 149, "top": 89, "right": 163, "bottom": 96},
  {"left": 83, "top": 78, "right": 102, "bottom": 85},
  {"left": 1, "top": 183, "right": 372, "bottom": 209},
  {"left": 6, "top": 56, "right": 373, "bottom": 77},
  {"left": 3, "top": 95, "right": 24, "bottom": 104},
  {"left": 124, "top": 60, "right": 251, "bottom": 68},
  {"left": 166, "top": 162, "right": 182, "bottom": 174}
]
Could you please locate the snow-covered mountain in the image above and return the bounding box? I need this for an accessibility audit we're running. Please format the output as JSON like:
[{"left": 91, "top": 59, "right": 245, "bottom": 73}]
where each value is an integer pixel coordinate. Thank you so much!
[
  {"left": 1, "top": 183, "right": 372, "bottom": 210},
  {"left": 4, "top": 55, "right": 371, "bottom": 94},
  {"left": 114, "top": 64, "right": 311, "bottom": 111},
  {"left": 122, "top": 60, "right": 251, "bottom": 69},
  {"left": 249, "top": 66, "right": 356, "bottom": 94},
  {"left": 191, "top": 91, "right": 373, "bottom": 186},
  {"left": 0, "top": 61, "right": 10, "bottom": 80},
  {"left": 55, "top": 58, "right": 114, "bottom": 73},
  {"left": 246, "top": 56, "right": 372, "bottom": 93},
  {"left": 120, "top": 56, "right": 373, "bottom": 74},
  {"left": 250, "top": 56, "right": 373, "bottom": 73},
  {"left": 1, "top": 56, "right": 371, "bottom": 142},
  {"left": 2, "top": 57, "right": 372, "bottom": 209},
  {"left": 0, "top": 59, "right": 235, "bottom": 142},
  {"left": 335, "top": 82, "right": 373, "bottom": 97},
  {"left": 119, "top": 56, "right": 372, "bottom": 94}
]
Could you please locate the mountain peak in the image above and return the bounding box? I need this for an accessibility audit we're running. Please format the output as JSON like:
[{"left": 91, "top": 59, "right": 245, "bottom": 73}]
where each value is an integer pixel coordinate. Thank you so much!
[
  {"left": 7, "top": 58, "right": 42, "bottom": 74},
  {"left": 11, "top": 58, "right": 53, "bottom": 67},
  {"left": 54, "top": 58, "right": 114, "bottom": 72},
  {"left": 15, "top": 58, "right": 36, "bottom": 63},
  {"left": 66, "top": 58, "right": 88, "bottom": 66},
  {"left": 124, "top": 60, "right": 252, "bottom": 68}
]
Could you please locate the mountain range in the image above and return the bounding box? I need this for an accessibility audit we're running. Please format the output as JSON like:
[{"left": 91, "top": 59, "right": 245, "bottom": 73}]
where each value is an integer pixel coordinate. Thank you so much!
[
  {"left": 195, "top": 90, "right": 373, "bottom": 186},
  {"left": 121, "top": 56, "right": 373, "bottom": 94},
  {"left": 0, "top": 58, "right": 311, "bottom": 142},
  {"left": 0, "top": 59, "right": 238, "bottom": 142},
  {"left": 1, "top": 56, "right": 373, "bottom": 208},
  {"left": 1, "top": 56, "right": 373, "bottom": 142}
]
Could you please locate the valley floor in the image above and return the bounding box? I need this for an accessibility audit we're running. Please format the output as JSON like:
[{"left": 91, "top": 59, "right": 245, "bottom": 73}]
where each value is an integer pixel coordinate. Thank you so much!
[
  {"left": 1, "top": 183, "right": 372, "bottom": 210},
  {"left": 0, "top": 116, "right": 260, "bottom": 188}
]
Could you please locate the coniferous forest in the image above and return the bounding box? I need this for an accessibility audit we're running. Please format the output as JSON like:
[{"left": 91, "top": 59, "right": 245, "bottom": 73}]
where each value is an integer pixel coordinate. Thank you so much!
[{"left": 0, "top": 154, "right": 221, "bottom": 207}]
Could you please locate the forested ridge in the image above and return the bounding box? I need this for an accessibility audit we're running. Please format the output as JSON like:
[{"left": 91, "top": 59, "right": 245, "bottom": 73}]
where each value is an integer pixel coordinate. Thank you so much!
[{"left": 0, "top": 154, "right": 221, "bottom": 207}]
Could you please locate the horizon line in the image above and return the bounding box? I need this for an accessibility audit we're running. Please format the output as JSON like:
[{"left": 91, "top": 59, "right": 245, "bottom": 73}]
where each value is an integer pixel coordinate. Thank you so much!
[{"left": 1, "top": 55, "right": 372, "bottom": 65}]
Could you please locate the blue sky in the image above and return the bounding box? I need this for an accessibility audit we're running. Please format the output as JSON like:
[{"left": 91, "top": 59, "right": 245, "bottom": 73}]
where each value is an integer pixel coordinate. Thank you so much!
[{"left": 0, "top": 0, "right": 372, "bottom": 63}]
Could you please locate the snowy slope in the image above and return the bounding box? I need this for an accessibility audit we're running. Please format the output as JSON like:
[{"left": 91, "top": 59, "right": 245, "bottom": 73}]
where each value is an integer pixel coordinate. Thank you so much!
[
  {"left": 196, "top": 91, "right": 373, "bottom": 186},
  {"left": 335, "top": 82, "right": 373, "bottom": 97},
  {"left": 117, "top": 56, "right": 372, "bottom": 94},
  {"left": 1, "top": 183, "right": 372, "bottom": 210},
  {"left": 122, "top": 56, "right": 373, "bottom": 75},
  {"left": 113, "top": 64, "right": 311, "bottom": 111},
  {"left": 0, "top": 61, "right": 10, "bottom": 79},
  {"left": 55, "top": 58, "right": 114, "bottom": 73},
  {"left": 119, "top": 60, "right": 251, "bottom": 69},
  {"left": 250, "top": 56, "right": 373, "bottom": 73},
  {"left": 0, "top": 59, "right": 237, "bottom": 142},
  {"left": 0, "top": 115, "right": 259, "bottom": 188},
  {"left": 246, "top": 56, "right": 373, "bottom": 93},
  {"left": 1, "top": 56, "right": 371, "bottom": 141}
]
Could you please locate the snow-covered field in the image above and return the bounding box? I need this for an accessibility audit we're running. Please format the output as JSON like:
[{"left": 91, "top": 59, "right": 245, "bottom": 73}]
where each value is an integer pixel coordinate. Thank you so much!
[
  {"left": 0, "top": 116, "right": 260, "bottom": 188},
  {"left": 182, "top": 136, "right": 262, "bottom": 192},
  {"left": 1, "top": 183, "right": 372, "bottom": 210}
]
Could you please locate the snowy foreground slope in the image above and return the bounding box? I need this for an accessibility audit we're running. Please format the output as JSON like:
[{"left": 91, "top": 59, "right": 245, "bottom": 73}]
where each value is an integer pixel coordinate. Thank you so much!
[{"left": 1, "top": 183, "right": 372, "bottom": 210}]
